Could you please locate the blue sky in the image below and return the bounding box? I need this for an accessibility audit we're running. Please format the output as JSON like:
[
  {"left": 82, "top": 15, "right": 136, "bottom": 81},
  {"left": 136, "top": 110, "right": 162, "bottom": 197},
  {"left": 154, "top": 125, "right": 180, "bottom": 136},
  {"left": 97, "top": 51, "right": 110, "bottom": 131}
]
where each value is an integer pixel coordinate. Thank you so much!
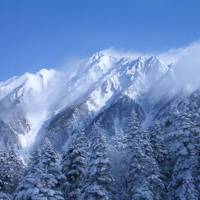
[{"left": 0, "top": 0, "right": 200, "bottom": 80}]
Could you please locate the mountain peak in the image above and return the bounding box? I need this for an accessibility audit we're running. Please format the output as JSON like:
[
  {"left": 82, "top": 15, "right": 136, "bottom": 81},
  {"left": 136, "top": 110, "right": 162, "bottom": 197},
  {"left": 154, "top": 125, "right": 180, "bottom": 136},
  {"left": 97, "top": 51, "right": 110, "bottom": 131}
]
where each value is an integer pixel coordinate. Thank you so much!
[{"left": 0, "top": 52, "right": 175, "bottom": 149}]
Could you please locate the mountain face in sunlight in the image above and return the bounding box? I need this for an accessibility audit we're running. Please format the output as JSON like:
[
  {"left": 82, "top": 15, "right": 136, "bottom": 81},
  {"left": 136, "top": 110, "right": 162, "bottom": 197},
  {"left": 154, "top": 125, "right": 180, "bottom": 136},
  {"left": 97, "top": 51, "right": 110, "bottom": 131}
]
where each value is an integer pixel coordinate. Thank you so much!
[{"left": 0, "top": 52, "right": 173, "bottom": 149}]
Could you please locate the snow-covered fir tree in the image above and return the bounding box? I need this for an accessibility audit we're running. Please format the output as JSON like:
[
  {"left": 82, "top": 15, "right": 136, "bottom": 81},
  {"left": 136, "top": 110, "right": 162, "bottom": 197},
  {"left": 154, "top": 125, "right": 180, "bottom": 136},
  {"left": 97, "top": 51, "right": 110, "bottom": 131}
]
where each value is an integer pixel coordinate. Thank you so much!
[
  {"left": 166, "top": 125, "right": 200, "bottom": 199},
  {"left": 149, "top": 123, "right": 168, "bottom": 166},
  {"left": 83, "top": 128, "right": 115, "bottom": 200},
  {"left": 61, "top": 131, "right": 89, "bottom": 200},
  {"left": 150, "top": 91, "right": 200, "bottom": 200},
  {"left": 13, "top": 147, "right": 42, "bottom": 200},
  {"left": 13, "top": 139, "right": 65, "bottom": 200},
  {"left": 149, "top": 123, "right": 171, "bottom": 191},
  {"left": 0, "top": 192, "right": 11, "bottom": 200},
  {"left": 125, "top": 116, "right": 165, "bottom": 200},
  {"left": 0, "top": 150, "right": 24, "bottom": 196}
]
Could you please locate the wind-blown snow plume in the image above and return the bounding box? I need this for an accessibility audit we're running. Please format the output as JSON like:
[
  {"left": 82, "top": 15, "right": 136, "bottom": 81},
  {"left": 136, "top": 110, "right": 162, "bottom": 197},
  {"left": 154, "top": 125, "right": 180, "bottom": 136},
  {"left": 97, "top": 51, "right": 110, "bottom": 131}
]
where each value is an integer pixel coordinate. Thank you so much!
[{"left": 158, "top": 41, "right": 200, "bottom": 91}]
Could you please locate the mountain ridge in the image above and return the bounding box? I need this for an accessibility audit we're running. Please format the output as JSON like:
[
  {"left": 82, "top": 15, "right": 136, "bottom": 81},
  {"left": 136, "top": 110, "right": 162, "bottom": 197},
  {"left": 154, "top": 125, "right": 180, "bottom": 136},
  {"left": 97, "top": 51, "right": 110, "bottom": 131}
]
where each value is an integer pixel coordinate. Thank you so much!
[{"left": 0, "top": 52, "right": 177, "bottom": 150}]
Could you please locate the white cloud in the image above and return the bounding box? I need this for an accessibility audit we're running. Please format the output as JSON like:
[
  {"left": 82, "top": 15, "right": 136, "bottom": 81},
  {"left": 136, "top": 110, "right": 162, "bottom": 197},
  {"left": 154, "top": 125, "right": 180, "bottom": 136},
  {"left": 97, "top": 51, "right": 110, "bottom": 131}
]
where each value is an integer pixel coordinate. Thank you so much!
[{"left": 160, "top": 41, "right": 200, "bottom": 90}]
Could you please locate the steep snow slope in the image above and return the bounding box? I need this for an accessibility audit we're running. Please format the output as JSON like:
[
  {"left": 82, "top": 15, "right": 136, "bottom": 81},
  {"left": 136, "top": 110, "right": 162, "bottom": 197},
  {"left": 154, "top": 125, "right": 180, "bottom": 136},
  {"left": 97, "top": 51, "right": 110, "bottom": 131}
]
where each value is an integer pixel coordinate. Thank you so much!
[
  {"left": 0, "top": 69, "right": 57, "bottom": 148},
  {"left": 0, "top": 69, "right": 56, "bottom": 101}
]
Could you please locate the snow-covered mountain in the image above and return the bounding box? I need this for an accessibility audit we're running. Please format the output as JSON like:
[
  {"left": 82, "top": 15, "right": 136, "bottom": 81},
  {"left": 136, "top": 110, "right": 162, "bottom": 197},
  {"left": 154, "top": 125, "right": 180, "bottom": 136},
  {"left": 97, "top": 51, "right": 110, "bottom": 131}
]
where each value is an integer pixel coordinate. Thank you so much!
[
  {"left": 0, "top": 51, "right": 173, "bottom": 150},
  {"left": 1, "top": 50, "right": 200, "bottom": 199}
]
